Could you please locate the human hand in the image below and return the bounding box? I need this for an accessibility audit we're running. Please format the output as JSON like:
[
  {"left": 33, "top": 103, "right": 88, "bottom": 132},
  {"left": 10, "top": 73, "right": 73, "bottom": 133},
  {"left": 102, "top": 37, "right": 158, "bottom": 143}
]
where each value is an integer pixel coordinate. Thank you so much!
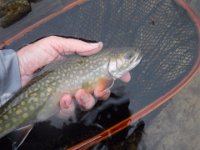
[{"left": 17, "top": 36, "right": 131, "bottom": 116}]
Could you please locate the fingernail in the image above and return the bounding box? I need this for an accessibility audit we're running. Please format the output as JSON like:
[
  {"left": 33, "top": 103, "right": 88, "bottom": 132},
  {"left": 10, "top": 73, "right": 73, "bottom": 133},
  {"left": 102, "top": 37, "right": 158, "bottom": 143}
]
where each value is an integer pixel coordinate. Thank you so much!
[
  {"left": 103, "top": 89, "right": 110, "bottom": 94},
  {"left": 101, "top": 90, "right": 111, "bottom": 100},
  {"left": 80, "top": 94, "right": 89, "bottom": 104},
  {"left": 90, "top": 42, "right": 103, "bottom": 48},
  {"left": 64, "top": 99, "right": 72, "bottom": 108}
]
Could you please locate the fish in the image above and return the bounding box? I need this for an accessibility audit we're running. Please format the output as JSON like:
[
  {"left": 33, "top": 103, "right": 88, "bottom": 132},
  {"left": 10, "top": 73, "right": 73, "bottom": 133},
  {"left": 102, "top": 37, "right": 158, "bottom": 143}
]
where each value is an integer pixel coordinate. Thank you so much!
[{"left": 0, "top": 47, "right": 142, "bottom": 149}]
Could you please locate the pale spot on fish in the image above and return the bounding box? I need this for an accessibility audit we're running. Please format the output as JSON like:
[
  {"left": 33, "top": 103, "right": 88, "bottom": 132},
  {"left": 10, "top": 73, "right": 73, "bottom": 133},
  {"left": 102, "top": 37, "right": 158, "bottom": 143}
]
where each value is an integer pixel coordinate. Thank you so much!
[
  {"left": 23, "top": 107, "right": 28, "bottom": 111},
  {"left": 58, "top": 79, "right": 62, "bottom": 83},
  {"left": 22, "top": 113, "right": 28, "bottom": 119},
  {"left": 3, "top": 115, "right": 8, "bottom": 120},
  {"left": 47, "top": 88, "right": 52, "bottom": 92},
  {"left": 29, "top": 106, "right": 35, "bottom": 111},
  {"left": 21, "top": 101, "right": 26, "bottom": 105},
  {"left": 46, "top": 80, "right": 50, "bottom": 84},
  {"left": 27, "top": 100, "right": 32, "bottom": 104},
  {"left": 52, "top": 82, "right": 56, "bottom": 86},
  {"left": 33, "top": 98, "right": 39, "bottom": 103},
  {"left": 5, "top": 123, "right": 10, "bottom": 128},
  {"left": 40, "top": 93, "right": 45, "bottom": 97},
  {"left": 16, "top": 109, "right": 22, "bottom": 115},
  {"left": 34, "top": 87, "right": 39, "bottom": 91},
  {"left": 30, "top": 93, "right": 37, "bottom": 97},
  {"left": 12, "top": 118, "right": 17, "bottom": 122},
  {"left": 8, "top": 110, "right": 12, "bottom": 114}
]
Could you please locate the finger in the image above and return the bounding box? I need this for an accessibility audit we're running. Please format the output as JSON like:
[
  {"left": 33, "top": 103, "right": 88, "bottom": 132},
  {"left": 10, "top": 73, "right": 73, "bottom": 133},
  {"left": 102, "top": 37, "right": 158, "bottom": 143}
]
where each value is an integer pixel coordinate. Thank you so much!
[
  {"left": 47, "top": 36, "right": 103, "bottom": 56},
  {"left": 21, "top": 75, "right": 33, "bottom": 86},
  {"left": 60, "top": 94, "right": 73, "bottom": 109},
  {"left": 17, "top": 36, "right": 103, "bottom": 77},
  {"left": 94, "top": 89, "right": 111, "bottom": 101},
  {"left": 120, "top": 72, "right": 131, "bottom": 83},
  {"left": 59, "top": 105, "right": 75, "bottom": 119},
  {"left": 94, "top": 77, "right": 112, "bottom": 99},
  {"left": 59, "top": 94, "right": 75, "bottom": 119},
  {"left": 75, "top": 89, "right": 96, "bottom": 110}
]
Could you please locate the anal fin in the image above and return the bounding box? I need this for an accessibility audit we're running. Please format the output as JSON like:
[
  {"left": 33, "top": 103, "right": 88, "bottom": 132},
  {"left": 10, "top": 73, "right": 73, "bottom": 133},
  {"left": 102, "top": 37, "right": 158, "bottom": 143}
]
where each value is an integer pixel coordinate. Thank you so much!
[{"left": 7, "top": 124, "right": 33, "bottom": 150}]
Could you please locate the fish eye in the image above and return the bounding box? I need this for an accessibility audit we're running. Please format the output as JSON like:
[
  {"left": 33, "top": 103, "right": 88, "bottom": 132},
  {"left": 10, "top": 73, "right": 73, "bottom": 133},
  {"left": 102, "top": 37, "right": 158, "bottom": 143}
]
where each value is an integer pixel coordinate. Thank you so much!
[{"left": 124, "top": 52, "right": 133, "bottom": 60}]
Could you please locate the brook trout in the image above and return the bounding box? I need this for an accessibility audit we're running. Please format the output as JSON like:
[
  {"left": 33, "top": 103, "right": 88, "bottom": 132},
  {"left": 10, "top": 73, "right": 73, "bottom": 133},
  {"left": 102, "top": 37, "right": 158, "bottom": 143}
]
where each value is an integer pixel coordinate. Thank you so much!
[{"left": 0, "top": 47, "right": 142, "bottom": 146}]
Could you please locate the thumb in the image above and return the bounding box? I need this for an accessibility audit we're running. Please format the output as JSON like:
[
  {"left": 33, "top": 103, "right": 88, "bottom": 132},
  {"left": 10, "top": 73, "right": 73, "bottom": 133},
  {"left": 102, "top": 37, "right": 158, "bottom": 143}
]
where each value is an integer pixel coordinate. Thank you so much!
[{"left": 46, "top": 36, "right": 103, "bottom": 56}]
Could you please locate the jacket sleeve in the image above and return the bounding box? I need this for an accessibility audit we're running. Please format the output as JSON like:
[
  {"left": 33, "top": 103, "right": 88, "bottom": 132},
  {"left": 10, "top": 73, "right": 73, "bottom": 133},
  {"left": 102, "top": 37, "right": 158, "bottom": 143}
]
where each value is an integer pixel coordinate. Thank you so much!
[{"left": 0, "top": 49, "right": 21, "bottom": 107}]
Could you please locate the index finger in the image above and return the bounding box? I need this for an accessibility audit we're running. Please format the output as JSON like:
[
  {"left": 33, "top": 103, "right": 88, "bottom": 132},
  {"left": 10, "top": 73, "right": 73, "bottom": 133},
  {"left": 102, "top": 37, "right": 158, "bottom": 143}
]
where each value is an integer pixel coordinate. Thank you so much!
[{"left": 120, "top": 72, "right": 131, "bottom": 83}]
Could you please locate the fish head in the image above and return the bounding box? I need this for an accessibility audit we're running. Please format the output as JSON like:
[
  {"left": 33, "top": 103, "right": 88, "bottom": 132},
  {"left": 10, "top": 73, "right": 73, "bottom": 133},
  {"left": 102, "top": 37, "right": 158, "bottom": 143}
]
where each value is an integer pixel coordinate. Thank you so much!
[{"left": 108, "top": 47, "right": 142, "bottom": 79}]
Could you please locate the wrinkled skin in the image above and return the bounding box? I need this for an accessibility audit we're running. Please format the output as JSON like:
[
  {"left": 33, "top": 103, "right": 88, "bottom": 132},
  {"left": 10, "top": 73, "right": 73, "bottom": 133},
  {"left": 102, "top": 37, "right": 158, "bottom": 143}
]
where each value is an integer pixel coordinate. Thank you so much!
[{"left": 0, "top": 0, "right": 37, "bottom": 27}]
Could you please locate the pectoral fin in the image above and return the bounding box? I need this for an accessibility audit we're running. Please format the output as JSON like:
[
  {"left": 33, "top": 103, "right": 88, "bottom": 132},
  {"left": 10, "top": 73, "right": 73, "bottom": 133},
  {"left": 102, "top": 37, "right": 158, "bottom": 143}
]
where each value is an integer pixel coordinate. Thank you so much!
[
  {"left": 94, "top": 77, "right": 115, "bottom": 99},
  {"left": 7, "top": 124, "right": 33, "bottom": 150},
  {"left": 97, "top": 77, "right": 115, "bottom": 91}
]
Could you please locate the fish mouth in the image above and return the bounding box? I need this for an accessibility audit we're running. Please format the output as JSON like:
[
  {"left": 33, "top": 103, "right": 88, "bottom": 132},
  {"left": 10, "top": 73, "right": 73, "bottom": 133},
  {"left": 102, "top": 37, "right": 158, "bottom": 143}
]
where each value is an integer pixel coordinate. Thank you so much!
[
  {"left": 131, "top": 51, "right": 143, "bottom": 68},
  {"left": 135, "top": 52, "right": 143, "bottom": 64},
  {"left": 108, "top": 49, "right": 142, "bottom": 79},
  {"left": 118, "top": 52, "right": 142, "bottom": 78},
  {"left": 119, "top": 51, "right": 142, "bottom": 78}
]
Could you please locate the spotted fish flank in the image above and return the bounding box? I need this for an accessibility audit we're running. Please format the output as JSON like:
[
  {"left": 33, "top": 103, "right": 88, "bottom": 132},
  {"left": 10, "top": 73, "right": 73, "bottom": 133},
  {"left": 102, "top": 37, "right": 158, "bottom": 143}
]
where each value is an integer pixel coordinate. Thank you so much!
[{"left": 0, "top": 47, "right": 142, "bottom": 140}]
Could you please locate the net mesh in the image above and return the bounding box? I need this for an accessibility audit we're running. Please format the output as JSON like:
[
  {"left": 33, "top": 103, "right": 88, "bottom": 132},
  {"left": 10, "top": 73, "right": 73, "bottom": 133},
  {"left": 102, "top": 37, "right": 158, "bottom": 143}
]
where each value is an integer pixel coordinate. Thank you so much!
[
  {"left": 8, "top": 0, "right": 199, "bottom": 111},
  {"left": 0, "top": 0, "right": 199, "bottom": 149}
]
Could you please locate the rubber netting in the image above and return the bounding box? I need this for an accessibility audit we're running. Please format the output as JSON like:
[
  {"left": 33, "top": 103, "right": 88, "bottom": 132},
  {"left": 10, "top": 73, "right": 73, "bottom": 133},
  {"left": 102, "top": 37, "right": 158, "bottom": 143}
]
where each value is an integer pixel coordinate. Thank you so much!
[
  {"left": 8, "top": 0, "right": 199, "bottom": 112},
  {"left": 0, "top": 0, "right": 198, "bottom": 149}
]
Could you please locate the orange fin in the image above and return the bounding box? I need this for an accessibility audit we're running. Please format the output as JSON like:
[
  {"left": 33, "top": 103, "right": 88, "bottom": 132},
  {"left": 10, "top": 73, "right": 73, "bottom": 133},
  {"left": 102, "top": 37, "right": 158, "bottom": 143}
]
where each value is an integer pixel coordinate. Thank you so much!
[{"left": 94, "top": 77, "right": 114, "bottom": 99}]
